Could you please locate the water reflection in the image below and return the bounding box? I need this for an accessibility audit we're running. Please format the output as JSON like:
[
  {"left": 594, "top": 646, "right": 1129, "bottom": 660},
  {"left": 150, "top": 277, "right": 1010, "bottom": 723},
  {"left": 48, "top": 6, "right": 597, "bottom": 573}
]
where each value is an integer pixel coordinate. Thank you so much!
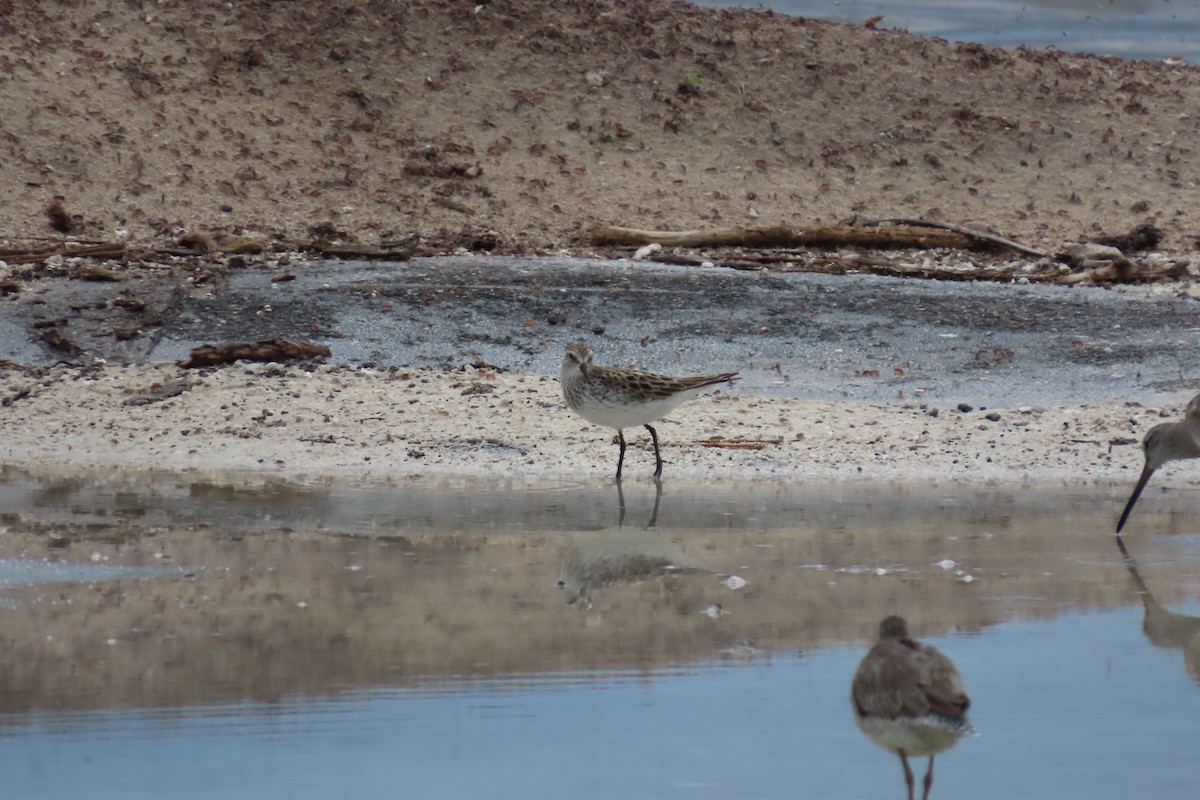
[
  {"left": 556, "top": 527, "right": 712, "bottom": 608},
  {"left": 615, "top": 477, "right": 662, "bottom": 528},
  {"left": 557, "top": 479, "right": 693, "bottom": 607},
  {"left": 1115, "top": 534, "right": 1200, "bottom": 686}
]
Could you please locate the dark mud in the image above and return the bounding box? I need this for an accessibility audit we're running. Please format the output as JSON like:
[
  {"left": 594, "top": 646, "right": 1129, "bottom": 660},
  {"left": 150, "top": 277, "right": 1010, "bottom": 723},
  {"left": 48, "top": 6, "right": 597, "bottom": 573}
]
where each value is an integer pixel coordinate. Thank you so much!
[{"left": 5, "top": 257, "right": 1200, "bottom": 407}]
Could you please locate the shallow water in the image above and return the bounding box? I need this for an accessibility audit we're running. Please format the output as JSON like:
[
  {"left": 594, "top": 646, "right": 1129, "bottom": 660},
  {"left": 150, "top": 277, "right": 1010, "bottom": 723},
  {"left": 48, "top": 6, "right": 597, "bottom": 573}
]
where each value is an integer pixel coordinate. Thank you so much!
[
  {"left": 696, "top": 0, "right": 1200, "bottom": 62},
  {"left": 1, "top": 468, "right": 1199, "bottom": 798},
  {"left": 3, "top": 608, "right": 1198, "bottom": 800}
]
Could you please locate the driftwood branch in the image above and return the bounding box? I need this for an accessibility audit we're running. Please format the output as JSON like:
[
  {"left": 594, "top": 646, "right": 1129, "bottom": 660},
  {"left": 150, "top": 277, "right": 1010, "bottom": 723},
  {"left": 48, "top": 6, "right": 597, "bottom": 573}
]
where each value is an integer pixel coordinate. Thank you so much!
[
  {"left": 0, "top": 242, "right": 127, "bottom": 264},
  {"left": 865, "top": 218, "right": 1050, "bottom": 258},
  {"left": 591, "top": 223, "right": 976, "bottom": 250},
  {"left": 593, "top": 220, "right": 1191, "bottom": 285},
  {"left": 650, "top": 248, "right": 1190, "bottom": 285},
  {"left": 654, "top": 251, "right": 1058, "bottom": 281},
  {"left": 177, "top": 339, "right": 332, "bottom": 369}
]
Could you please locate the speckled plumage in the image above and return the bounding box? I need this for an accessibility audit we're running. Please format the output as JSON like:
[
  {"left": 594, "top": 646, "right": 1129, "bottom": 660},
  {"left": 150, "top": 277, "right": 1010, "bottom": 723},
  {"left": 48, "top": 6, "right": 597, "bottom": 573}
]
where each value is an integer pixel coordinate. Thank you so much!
[
  {"left": 852, "top": 616, "right": 972, "bottom": 800},
  {"left": 560, "top": 342, "right": 737, "bottom": 479},
  {"left": 1118, "top": 390, "right": 1200, "bottom": 533}
]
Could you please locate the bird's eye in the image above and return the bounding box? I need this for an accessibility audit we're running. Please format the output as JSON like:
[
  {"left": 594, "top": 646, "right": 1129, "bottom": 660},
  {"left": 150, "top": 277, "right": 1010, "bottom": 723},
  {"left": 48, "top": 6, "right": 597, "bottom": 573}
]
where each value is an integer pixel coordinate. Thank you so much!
[{"left": 556, "top": 580, "right": 566, "bottom": 589}]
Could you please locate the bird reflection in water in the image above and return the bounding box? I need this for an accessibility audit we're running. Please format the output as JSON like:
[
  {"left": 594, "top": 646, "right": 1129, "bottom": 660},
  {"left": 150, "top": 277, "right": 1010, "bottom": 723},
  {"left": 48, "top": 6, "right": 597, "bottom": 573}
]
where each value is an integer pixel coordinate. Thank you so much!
[
  {"left": 556, "top": 526, "right": 708, "bottom": 608},
  {"left": 557, "top": 479, "right": 698, "bottom": 609},
  {"left": 851, "top": 616, "right": 974, "bottom": 800},
  {"left": 615, "top": 476, "right": 662, "bottom": 529},
  {"left": 1115, "top": 534, "right": 1200, "bottom": 686}
]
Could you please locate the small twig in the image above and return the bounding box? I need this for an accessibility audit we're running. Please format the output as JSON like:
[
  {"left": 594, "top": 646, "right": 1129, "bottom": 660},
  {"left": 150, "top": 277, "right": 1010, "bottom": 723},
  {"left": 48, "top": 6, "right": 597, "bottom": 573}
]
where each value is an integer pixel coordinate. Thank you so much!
[{"left": 690, "top": 436, "right": 784, "bottom": 450}]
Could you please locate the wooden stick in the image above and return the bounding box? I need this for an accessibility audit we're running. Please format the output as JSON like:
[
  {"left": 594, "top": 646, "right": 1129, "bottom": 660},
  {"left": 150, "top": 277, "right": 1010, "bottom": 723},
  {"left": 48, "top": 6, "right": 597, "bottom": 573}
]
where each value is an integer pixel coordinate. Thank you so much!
[
  {"left": 1, "top": 242, "right": 127, "bottom": 264},
  {"left": 690, "top": 436, "right": 784, "bottom": 450},
  {"left": 591, "top": 223, "right": 974, "bottom": 250}
]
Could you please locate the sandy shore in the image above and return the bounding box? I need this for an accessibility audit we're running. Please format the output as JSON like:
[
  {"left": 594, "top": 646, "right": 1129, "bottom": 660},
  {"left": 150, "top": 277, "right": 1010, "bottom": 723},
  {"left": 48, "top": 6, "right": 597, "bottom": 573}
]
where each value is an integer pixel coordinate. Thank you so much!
[{"left": 0, "top": 360, "right": 1173, "bottom": 488}]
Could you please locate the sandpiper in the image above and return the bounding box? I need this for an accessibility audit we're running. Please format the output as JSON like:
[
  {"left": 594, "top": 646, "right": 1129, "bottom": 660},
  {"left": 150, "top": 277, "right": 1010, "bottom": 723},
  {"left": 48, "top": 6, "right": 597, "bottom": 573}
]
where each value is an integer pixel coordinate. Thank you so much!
[
  {"left": 1116, "top": 391, "right": 1200, "bottom": 534},
  {"left": 852, "top": 615, "right": 973, "bottom": 800},
  {"left": 560, "top": 342, "right": 737, "bottom": 480}
]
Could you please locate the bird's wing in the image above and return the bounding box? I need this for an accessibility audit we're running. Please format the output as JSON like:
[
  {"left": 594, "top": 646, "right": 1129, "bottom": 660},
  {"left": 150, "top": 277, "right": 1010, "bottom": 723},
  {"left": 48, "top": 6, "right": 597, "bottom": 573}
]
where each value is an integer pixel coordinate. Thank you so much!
[
  {"left": 591, "top": 366, "right": 736, "bottom": 400},
  {"left": 914, "top": 643, "right": 970, "bottom": 718},
  {"left": 852, "top": 641, "right": 932, "bottom": 719}
]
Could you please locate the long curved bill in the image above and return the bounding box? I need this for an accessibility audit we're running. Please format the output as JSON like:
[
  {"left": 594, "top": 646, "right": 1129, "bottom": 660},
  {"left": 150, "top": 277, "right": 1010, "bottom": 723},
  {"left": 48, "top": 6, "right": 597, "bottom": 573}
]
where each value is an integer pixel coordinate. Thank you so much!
[{"left": 1116, "top": 463, "right": 1156, "bottom": 534}]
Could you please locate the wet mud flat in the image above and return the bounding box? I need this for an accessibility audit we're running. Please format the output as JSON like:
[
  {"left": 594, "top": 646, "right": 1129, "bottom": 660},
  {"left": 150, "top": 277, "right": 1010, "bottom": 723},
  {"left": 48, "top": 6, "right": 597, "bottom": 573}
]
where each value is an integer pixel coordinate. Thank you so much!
[{"left": 6, "top": 256, "right": 1200, "bottom": 407}]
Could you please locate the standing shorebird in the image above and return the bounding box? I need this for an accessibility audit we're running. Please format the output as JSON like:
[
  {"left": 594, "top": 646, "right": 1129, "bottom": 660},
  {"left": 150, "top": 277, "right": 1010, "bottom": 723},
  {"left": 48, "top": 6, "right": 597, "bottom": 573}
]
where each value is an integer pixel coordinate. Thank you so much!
[
  {"left": 1116, "top": 391, "right": 1200, "bottom": 534},
  {"left": 851, "top": 616, "right": 973, "bottom": 800},
  {"left": 560, "top": 342, "right": 737, "bottom": 480}
]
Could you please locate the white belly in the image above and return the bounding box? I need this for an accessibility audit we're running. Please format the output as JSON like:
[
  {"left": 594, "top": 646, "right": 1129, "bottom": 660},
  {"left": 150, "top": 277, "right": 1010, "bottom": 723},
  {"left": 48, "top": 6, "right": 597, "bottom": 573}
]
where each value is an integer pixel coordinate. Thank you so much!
[
  {"left": 572, "top": 393, "right": 695, "bottom": 430},
  {"left": 856, "top": 716, "right": 967, "bottom": 758}
]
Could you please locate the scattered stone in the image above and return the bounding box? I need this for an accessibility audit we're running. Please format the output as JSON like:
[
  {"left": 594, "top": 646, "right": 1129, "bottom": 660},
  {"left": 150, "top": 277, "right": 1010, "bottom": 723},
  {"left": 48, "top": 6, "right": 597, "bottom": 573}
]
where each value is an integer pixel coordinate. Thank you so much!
[
  {"left": 124, "top": 377, "right": 192, "bottom": 406},
  {"left": 460, "top": 382, "right": 496, "bottom": 396},
  {"left": 39, "top": 327, "right": 80, "bottom": 354}
]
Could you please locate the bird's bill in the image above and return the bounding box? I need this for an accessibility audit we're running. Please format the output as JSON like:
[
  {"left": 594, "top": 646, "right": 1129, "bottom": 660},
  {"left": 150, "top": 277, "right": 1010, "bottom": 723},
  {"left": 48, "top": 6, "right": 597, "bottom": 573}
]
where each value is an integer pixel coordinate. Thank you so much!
[{"left": 1116, "top": 463, "right": 1156, "bottom": 534}]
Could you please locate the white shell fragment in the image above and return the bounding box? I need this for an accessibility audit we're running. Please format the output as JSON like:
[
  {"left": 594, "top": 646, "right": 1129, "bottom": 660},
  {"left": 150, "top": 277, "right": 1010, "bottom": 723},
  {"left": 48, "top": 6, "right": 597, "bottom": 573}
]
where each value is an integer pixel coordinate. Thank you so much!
[{"left": 632, "top": 243, "right": 662, "bottom": 260}]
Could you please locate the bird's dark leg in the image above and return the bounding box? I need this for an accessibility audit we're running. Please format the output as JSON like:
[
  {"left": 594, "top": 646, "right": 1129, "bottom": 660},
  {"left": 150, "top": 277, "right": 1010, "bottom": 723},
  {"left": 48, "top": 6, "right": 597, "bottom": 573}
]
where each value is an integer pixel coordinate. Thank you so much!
[
  {"left": 615, "top": 430, "right": 627, "bottom": 482},
  {"left": 645, "top": 423, "right": 663, "bottom": 478},
  {"left": 899, "top": 752, "right": 915, "bottom": 800},
  {"left": 922, "top": 755, "right": 934, "bottom": 800}
]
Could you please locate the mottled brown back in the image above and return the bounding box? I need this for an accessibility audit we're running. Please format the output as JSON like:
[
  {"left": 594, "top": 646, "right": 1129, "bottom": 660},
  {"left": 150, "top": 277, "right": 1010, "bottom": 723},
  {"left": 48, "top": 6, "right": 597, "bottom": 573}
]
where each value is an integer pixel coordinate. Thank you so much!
[{"left": 852, "top": 617, "right": 970, "bottom": 722}]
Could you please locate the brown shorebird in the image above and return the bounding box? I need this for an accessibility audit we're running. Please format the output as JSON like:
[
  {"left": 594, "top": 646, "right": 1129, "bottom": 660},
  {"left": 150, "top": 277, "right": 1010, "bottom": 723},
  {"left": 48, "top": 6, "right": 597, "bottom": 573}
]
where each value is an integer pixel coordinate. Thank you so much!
[
  {"left": 560, "top": 342, "right": 737, "bottom": 480},
  {"left": 851, "top": 616, "right": 973, "bottom": 800},
  {"left": 1116, "top": 392, "right": 1200, "bottom": 534}
]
